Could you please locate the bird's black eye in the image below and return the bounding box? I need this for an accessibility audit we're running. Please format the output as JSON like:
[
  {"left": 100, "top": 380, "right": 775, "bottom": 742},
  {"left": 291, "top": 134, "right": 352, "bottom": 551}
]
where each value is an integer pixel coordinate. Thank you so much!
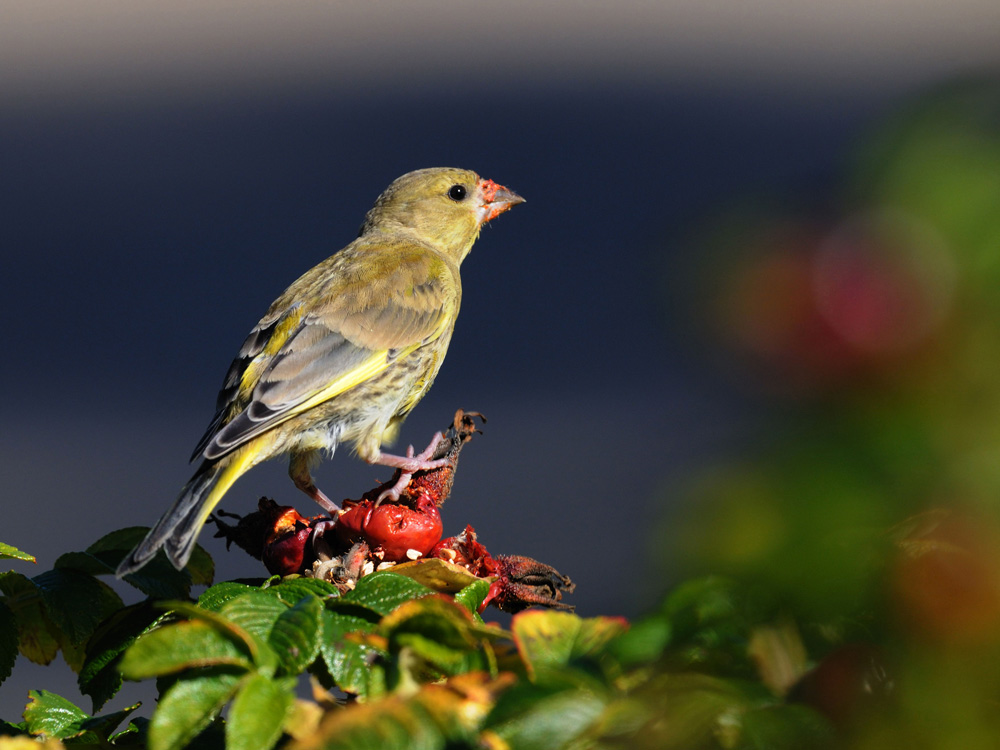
[{"left": 448, "top": 184, "right": 467, "bottom": 201}]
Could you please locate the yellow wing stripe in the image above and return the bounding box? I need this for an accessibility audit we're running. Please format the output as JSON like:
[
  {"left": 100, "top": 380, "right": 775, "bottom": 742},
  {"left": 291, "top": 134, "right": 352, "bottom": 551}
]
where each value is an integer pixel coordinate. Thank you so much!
[
  {"left": 289, "top": 349, "right": 402, "bottom": 416},
  {"left": 189, "top": 443, "right": 261, "bottom": 534},
  {"left": 189, "top": 340, "right": 427, "bottom": 530},
  {"left": 284, "top": 312, "right": 452, "bottom": 420}
]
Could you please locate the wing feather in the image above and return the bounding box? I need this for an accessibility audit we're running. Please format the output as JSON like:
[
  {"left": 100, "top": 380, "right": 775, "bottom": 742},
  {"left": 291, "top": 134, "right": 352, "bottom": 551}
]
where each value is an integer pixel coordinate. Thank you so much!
[{"left": 192, "top": 245, "right": 456, "bottom": 462}]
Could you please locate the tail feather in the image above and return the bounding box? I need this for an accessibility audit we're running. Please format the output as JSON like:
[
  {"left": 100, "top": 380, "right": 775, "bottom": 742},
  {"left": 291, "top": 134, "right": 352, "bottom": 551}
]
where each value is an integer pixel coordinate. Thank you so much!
[
  {"left": 116, "top": 462, "right": 225, "bottom": 577},
  {"left": 117, "top": 443, "right": 260, "bottom": 576}
]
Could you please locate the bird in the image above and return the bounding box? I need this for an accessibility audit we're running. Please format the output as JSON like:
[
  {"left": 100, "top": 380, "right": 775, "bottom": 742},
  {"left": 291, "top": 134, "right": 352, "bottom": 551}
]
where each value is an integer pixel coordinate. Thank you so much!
[{"left": 116, "top": 167, "right": 524, "bottom": 576}]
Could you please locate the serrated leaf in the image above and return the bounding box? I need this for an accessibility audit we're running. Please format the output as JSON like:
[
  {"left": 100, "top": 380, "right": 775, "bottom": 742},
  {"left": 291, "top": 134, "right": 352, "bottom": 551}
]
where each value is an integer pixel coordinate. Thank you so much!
[
  {"left": 454, "top": 579, "right": 492, "bottom": 620},
  {"left": 380, "top": 596, "right": 483, "bottom": 651},
  {"left": 148, "top": 672, "right": 241, "bottom": 750},
  {"left": 78, "top": 600, "right": 161, "bottom": 711},
  {"left": 118, "top": 620, "right": 253, "bottom": 679},
  {"left": 392, "top": 558, "right": 486, "bottom": 593},
  {"left": 0, "top": 600, "right": 18, "bottom": 685},
  {"left": 0, "top": 571, "right": 60, "bottom": 665},
  {"left": 265, "top": 577, "right": 339, "bottom": 605},
  {"left": 22, "top": 690, "right": 89, "bottom": 739},
  {"left": 219, "top": 591, "right": 290, "bottom": 641},
  {"left": 160, "top": 600, "right": 279, "bottom": 673},
  {"left": 339, "top": 571, "right": 433, "bottom": 615},
  {"left": 226, "top": 673, "right": 293, "bottom": 750},
  {"left": 319, "top": 609, "right": 385, "bottom": 699},
  {"left": 32, "top": 569, "right": 123, "bottom": 649},
  {"left": 197, "top": 582, "right": 258, "bottom": 613},
  {"left": 85, "top": 528, "right": 212, "bottom": 599},
  {"left": 379, "top": 597, "right": 499, "bottom": 687},
  {"left": 53, "top": 551, "right": 114, "bottom": 576},
  {"left": 0, "top": 543, "right": 35, "bottom": 563},
  {"left": 512, "top": 611, "right": 629, "bottom": 681},
  {"left": 268, "top": 596, "right": 322, "bottom": 675}
]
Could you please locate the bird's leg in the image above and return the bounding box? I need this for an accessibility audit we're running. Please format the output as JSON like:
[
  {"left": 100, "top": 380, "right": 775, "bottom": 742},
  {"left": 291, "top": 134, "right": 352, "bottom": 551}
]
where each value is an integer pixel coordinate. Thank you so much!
[
  {"left": 373, "top": 431, "right": 449, "bottom": 504},
  {"left": 289, "top": 451, "right": 340, "bottom": 514}
]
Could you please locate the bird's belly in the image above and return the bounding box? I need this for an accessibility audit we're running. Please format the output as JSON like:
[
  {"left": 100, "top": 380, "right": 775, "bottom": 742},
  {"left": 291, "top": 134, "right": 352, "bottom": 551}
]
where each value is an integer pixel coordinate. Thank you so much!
[{"left": 272, "top": 345, "right": 447, "bottom": 461}]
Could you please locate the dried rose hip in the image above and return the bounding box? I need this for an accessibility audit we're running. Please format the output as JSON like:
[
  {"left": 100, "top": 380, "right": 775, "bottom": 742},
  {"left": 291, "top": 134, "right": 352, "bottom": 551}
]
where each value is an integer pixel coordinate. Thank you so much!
[
  {"left": 261, "top": 504, "right": 317, "bottom": 576},
  {"left": 431, "top": 525, "right": 500, "bottom": 577},
  {"left": 210, "top": 410, "right": 575, "bottom": 613}
]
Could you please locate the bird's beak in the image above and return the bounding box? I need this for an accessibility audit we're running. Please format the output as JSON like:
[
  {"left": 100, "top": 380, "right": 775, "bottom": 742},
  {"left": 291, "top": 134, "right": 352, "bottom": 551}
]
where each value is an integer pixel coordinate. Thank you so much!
[{"left": 477, "top": 179, "right": 525, "bottom": 225}]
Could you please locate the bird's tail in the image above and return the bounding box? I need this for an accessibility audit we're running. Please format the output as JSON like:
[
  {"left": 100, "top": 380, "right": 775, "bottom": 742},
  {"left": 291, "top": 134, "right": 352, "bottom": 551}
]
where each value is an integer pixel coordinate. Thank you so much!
[{"left": 116, "top": 451, "right": 252, "bottom": 576}]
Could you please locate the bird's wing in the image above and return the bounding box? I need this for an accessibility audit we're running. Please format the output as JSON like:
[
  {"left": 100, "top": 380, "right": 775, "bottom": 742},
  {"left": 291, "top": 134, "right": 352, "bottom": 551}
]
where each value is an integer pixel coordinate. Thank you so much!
[{"left": 191, "top": 247, "right": 456, "bottom": 461}]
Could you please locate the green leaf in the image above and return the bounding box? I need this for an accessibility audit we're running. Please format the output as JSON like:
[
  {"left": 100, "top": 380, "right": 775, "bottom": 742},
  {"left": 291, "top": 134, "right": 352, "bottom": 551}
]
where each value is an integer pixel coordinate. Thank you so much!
[
  {"left": 0, "top": 600, "right": 17, "bottom": 685},
  {"left": 391, "top": 557, "right": 486, "bottom": 593},
  {"left": 265, "top": 576, "right": 340, "bottom": 605},
  {"left": 78, "top": 600, "right": 161, "bottom": 711},
  {"left": 54, "top": 550, "right": 115, "bottom": 576},
  {"left": 226, "top": 673, "right": 294, "bottom": 750},
  {"left": 488, "top": 684, "right": 607, "bottom": 750},
  {"left": 0, "top": 543, "right": 35, "bottom": 563},
  {"left": 110, "top": 715, "right": 151, "bottom": 745},
  {"left": 295, "top": 697, "right": 443, "bottom": 750},
  {"left": 378, "top": 596, "right": 500, "bottom": 687},
  {"left": 741, "top": 703, "right": 835, "bottom": 749},
  {"left": 161, "top": 600, "right": 279, "bottom": 674},
  {"left": 22, "top": 690, "right": 89, "bottom": 739},
  {"left": 33, "top": 569, "right": 123, "bottom": 649},
  {"left": 269, "top": 595, "right": 322, "bottom": 675},
  {"left": 454, "top": 579, "right": 492, "bottom": 622},
  {"left": 512, "top": 611, "right": 629, "bottom": 681},
  {"left": 184, "top": 544, "right": 215, "bottom": 587},
  {"left": 610, "top": 615, "right": 671, "bottom": 667},
  {"left": 395, "top": 632, "right": 469, "bottom": 673},
  {"left": 380, "top": 596, "right": 480, "bottom": 652},
  {"left": 662, "top": 575, "right": 744, "bottom": 641},
  {"left": 319, "top": 609, "right": 386, "bottom": 699},
  {"left": 219, "top": 591, "right": 290, "bottom": 642},
  {"left": 74, "top": 701, "right": 142, "bottom": 743},
  {"left": 0, "top": 571, "right": 60, "bottom": 665},
  {"left": 629, "top": 672, "right": 771, "bottom": 748},
  {"left": 118, "top": 620, "right": 253, "bottom": 679},
  {"left": 148, "top": 671, "right": 241, "bottom": 750},
  {"left": 85, "top": 527, "right": 212, "bottom": 599},
  {"left": 0, "top": 719, "right": 28, "bottom": 735},
  {"left": 289, "top": 674, "right": 510, "bottom": 749},
  {"left": 339, "top": 571, "right": 433, "bottom": 615},
  {"left": 197, "top": 581, "right": 258, "bottom": 613}
]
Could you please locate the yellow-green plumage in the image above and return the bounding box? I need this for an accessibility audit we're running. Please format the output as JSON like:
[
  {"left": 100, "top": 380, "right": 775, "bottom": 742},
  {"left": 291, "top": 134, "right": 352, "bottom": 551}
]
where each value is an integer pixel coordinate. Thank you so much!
[{"left": 117, "top": 168, "right": 523, "bottom": 575}]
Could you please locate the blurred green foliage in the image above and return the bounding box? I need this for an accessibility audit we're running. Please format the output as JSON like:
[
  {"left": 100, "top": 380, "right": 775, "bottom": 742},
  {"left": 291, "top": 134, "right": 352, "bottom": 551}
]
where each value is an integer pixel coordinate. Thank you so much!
[{"left": 656, "top": 78, "right": 1000, "bottom": 747}]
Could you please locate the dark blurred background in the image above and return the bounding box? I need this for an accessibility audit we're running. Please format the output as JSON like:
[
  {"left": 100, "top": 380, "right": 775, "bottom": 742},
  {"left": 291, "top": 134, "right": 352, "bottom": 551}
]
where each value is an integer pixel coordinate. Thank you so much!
[{"left": 2, "top": 0, "right": 999, "bottom": 725}]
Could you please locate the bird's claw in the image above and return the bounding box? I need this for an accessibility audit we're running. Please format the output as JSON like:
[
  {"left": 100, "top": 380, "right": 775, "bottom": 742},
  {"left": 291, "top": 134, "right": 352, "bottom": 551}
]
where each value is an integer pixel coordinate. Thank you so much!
[{"left": 373, "top": 432, "right": 450, "bottom": 505}]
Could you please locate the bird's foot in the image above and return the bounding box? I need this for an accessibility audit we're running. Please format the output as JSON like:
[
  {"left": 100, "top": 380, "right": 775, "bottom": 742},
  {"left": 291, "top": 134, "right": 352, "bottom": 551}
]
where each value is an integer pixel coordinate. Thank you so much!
[
  {"left": 313, "top": 488, "right": 341, "bottom": 515},
  {"left": 374, "top": 432, "right": 450, "bottom": 504},
  {"left": 290, "top": 452, "right": 341, "bottom": 515}
]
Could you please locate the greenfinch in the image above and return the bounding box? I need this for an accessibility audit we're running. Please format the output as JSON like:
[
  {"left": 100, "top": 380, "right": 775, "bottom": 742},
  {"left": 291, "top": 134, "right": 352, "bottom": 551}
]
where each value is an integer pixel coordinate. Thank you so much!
[{"left": 117, "top": 168, "right": 524, "bottom": 575}]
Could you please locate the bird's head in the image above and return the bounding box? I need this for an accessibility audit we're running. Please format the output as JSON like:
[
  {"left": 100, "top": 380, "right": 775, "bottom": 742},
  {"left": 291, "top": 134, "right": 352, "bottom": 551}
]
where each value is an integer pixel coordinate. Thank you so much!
[{"left": 360, "top": 167, "right": 524, "bottom": 263}]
